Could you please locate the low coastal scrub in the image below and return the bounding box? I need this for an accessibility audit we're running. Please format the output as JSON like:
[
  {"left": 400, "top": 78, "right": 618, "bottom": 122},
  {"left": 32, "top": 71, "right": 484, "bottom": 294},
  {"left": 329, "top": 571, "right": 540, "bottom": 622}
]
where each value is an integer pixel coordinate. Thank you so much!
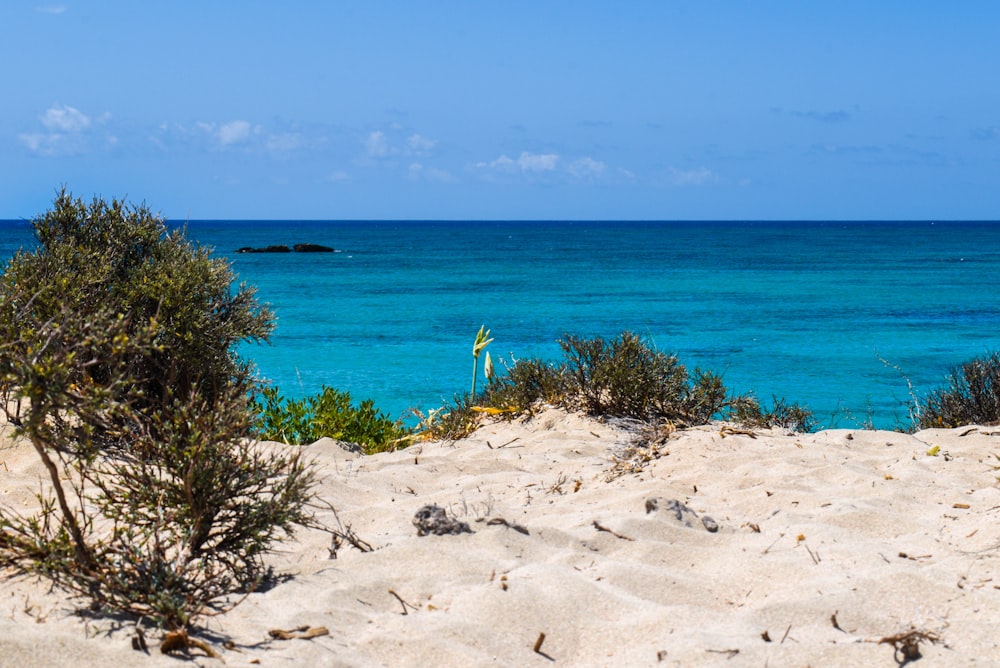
[
  {"left": 920, "top": 351, "right": 1000, "bottom": 428},
  {"left": 558, "top": 331, "right": 730, "bottom": 423},
  {"left": 252, "top": 339, "right": 1000, "bottom": 444},
  {"left": 414, "top": 393, "right": 486, "bottom": 442},
  {"left": 252, "top": 331, "right": 803, "bottom": 445},
  {"left": 727, "top": 395, "right": 816, "bottom": 433},
  {"left": 0, "top": 191, "right": 316, "bottom": 649},
  {"left": 425, "top": 330, "right": 815, "bottom": 439},
  {"left": 481, "top": 356, "right": 570, "bottom": 414},
  {"left": 254, "top": 385, "right": 410, "bottom": 453}
]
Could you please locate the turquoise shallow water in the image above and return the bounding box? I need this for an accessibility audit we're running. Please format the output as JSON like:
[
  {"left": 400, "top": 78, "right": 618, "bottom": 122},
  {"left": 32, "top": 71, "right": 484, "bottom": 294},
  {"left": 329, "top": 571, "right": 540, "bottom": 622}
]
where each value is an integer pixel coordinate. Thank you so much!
[{"left": 2, "top": 220, "right": 999, "bottom": 428}]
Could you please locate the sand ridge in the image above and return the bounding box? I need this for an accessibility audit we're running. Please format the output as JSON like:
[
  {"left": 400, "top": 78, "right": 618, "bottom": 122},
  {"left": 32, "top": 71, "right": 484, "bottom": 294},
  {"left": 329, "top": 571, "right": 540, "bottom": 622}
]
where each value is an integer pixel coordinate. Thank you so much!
[{"left": 1, "top": 409, "right": 999, "bottom": 666}]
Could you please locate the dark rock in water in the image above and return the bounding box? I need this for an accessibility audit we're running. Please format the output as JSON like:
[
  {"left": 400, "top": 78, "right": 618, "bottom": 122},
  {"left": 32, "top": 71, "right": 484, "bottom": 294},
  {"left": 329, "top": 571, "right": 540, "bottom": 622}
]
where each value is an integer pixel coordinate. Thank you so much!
[
  {"left": 412, "top": 504, "right": 473, "bottom": 536},
  {"left": 235, "top": 244, "right": 335, "bottom": 253},
  {"left": 293, "top": 243, "right": 335, "bottom": 253},
  {"left": 235, "top": 245, "right": 292, "bottom": 253}
]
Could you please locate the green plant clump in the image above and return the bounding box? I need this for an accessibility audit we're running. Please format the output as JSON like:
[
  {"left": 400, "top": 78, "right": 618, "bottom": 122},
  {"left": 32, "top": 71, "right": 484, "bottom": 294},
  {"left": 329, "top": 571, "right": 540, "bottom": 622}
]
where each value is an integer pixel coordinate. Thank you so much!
[
  {"left": 481, "top": 357, "right": 570, "bottom": 414},
  {"left": 254, "top": 385, "right": 411, "bottom": 453},
  {"left": 558, "top": 331, "right": 728, "bottom": 423},
  {"left": 418, "top": 392, "right": 486, "bottom": 442},
  {"left": 0, "top": 191, "right": 315, "bottom": 642},
  {"left": 429, "top": 330, "right": 807, "bottom": 440},
  {"left": 920, "top": 352, "right": 1000, "bottom": 428},
  {"left": 727, "top": 395, "right": 815, "bottom": 433}
]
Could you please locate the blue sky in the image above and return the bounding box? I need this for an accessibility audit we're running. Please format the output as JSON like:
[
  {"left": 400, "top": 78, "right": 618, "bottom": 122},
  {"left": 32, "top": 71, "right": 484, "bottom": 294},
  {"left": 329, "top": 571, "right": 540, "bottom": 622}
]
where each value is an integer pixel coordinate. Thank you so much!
[{"left": 3, "top": 2, "right": 998, "bottom": 220}]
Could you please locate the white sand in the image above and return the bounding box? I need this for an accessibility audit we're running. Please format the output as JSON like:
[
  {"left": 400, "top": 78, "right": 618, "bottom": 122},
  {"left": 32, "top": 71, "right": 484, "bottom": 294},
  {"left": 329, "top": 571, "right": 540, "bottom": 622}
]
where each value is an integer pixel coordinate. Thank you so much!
[{"left": 1, "top": 408, "right": 999, "bottom": 666}]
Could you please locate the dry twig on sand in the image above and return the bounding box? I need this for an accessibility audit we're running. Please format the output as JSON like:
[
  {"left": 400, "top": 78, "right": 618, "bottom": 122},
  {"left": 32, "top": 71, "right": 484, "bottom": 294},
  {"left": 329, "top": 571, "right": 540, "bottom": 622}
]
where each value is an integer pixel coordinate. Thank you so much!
[
  {"left": 875, "top": 628, "right": 942, "bottom": 664},
  {"left": 485, "top": 517, "right": 530, "bottom": 535},
  {"left": 388, "top": 589, "right": 420, "bottom": 615},
  {"left": 592, "top": 521, "right": 634, "bottom": 541},
  {"left": 160, "top": 630, "right": 222, "bottom": 658},
  {"left": 719, "top": 425, "right": 757, "bottom": 439},
  {"left": 268, "top": 625, "right": 330, "bottom": 640}
]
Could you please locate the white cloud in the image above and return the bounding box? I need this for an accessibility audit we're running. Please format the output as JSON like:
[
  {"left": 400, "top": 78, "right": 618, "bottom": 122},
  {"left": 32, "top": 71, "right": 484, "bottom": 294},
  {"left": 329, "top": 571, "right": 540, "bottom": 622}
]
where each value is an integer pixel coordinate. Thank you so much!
[
  {"left": 667, "top": 166, "right": 716, "bottom": 187},
  {"left": 19, "top": 131, "right": 82, "bottom": 156},
  {"left": 365, "top": 130, "right": 389, "bottom": 157},
  {"left": 186, "top": 120, "right": 259, "bottom": 148},
  {"left": 407, "top": 162, "right": 456, "bottom": 183},
  {"left": 477, "top": 151, "right": 560, "bottom": 174},
  {"left": 153, "top": 118, "right": 338, "bottom": 157},
  {"left": 18, "top": 133, "right": 48, "bottom": 153},
  {"left": 20, "top": 104, "right": 109, "bottom": 156},
  {"left": 35, "top": 5, "right": 67, "bottom": 14},
  {"left": 406, "top": 133, "right": 436, "bottom": 153},
  {"left": 477, "top": 154, "right": 517, "bottom": 172},
  {"left": 517, "top": 152, "right": 559, "bottom": 172},
  {"left": 567, "top": 156, "right": 607, "bottom": 179},
  {"left": 358, "top": 128, "right": 439, "bottom": 164},
  {"left": 217, "top": 120, "right": 253, "bottom": 145},
  {"left": 41, "top": 104, "right": 90, "bottom": 132},
  {"left": 326, "top": 170, "right": 351, "bottom": 182}
]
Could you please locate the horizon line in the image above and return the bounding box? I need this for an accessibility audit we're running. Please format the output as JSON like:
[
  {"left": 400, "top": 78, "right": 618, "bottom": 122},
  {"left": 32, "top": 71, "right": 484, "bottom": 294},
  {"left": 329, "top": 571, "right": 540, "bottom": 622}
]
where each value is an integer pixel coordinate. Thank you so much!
[{"left": 2, "top": 217, "right": 999, "bottom": 224}]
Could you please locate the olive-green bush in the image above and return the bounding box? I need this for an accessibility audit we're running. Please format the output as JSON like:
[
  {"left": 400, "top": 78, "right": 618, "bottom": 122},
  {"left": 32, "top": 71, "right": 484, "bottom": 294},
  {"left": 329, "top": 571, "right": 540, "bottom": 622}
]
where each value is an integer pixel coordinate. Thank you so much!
[
  {"left": 920, "top": 352, "right": 1000, "bottom": 428},
  {"left": 558, "top": 331, "right": 728, "bottom": 423},
  {"left": 0, "top": 190, "right": 315, "bottom": 641},
  {"left": 727, "top": 394, "right": 815, "bottom": 433},
  {"left": 480, "top": 357, "right": 569, "bottom": 414},
  {"left": 427, "top": 330, "right": 804, "bottom": 440}
]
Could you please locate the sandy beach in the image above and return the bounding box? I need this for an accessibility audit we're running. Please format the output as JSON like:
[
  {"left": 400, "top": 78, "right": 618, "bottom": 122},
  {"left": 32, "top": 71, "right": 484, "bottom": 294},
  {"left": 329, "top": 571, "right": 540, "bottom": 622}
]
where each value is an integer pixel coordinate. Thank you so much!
[{"left": 1, "top": 408, "right": 999, "bottom": 666}]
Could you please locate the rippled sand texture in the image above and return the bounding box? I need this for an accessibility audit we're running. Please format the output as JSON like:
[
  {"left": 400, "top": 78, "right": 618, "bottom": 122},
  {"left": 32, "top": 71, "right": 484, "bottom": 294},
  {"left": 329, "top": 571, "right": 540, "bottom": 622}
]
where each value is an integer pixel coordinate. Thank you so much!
[{"left": 1, "top": 409, "right": 998, "bottom": 666}]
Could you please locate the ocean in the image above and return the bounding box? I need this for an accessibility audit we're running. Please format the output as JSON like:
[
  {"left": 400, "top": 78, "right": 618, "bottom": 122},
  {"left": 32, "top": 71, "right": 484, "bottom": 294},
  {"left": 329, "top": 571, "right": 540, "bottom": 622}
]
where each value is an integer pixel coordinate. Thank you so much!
[{"left": 2, "top": 219, "right": 998, "bottom": 429}]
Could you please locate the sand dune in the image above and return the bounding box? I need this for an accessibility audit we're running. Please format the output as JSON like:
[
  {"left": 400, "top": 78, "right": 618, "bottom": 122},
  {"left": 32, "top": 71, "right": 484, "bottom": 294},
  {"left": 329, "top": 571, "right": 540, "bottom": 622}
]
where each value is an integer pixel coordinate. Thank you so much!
[{"left": 1, "top": 409, "right": 999, "bottom": 666}]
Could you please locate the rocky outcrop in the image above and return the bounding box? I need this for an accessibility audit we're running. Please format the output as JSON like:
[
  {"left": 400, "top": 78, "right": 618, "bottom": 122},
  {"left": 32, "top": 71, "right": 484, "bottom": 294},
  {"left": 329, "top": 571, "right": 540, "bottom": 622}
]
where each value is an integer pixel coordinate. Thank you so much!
[
  {"left": 293, "top": 243, "right": 335, "bottom": 253},
  {"left": 236, "top": 245, "right": 291, "bottom": 253},
  {"left": 235, "top": 243, "right": 335, "bottom": 253}
]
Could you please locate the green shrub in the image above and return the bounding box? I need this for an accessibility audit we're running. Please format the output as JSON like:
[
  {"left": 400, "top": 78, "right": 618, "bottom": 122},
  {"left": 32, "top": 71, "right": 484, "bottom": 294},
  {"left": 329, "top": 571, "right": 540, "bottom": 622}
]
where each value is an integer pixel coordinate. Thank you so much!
[
  {"left": 0, "top": 191, "right": 315, "bottom": 644},
  {"left": 424, "top": 331, "right": 812, "bottom": 435},
  {"left": 558, "top": 331, "right": 728, "bottom": 424},
  {"left": 0, "top": 189, "right": 272, "bottom": 446},
  {"left": 685, "top": 368, "right": 730, "bottom": 425},
  {"left": 424, "top": 331, "right": 740, "bottom": 428},
  {"left": 920, "top": 352, "right": 1000, "bottom": 428},
  {"left": 418, "top": 393, "right": 484, "bottom": 442},
  {"left": 254, "top": 385, "right": 411, "bottom": 453},
  {"left": 560, "top": 332, "right": 688, "bottom": 418},
  {"left": 728, "top": 395, "right": 815, "bottom": 433},
  {"left": 480, "top": 357, "right": 569, "bottom": 414}
]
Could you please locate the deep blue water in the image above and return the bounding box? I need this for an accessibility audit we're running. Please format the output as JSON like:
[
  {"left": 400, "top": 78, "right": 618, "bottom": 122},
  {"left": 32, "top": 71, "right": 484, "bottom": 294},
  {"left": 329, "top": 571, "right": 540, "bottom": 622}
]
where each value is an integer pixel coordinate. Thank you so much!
[{"left": 2, "top": 219, "right": 999, "bottom": 429}]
